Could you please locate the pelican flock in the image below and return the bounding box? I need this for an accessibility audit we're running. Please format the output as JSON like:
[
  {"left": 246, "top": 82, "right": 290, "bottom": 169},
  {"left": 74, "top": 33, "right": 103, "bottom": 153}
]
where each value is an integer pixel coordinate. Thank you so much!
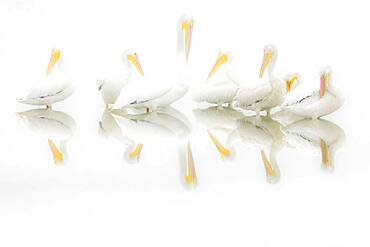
[{"left": 15, "top": 14, "right": 345, "bottom": 185}]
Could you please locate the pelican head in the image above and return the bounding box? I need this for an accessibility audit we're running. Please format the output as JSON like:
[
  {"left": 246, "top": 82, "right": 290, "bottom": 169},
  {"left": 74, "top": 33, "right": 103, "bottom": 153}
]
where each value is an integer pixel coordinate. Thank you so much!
[
  {"left": 177, "top": 14, "right": 194, "bottom": 62},
  {"left": 283, "top": 73, "right": 301, "bottom": 93},
  {"left": 122, "top": 50, "right": 144, "bottom": 77},
  {"left": 259, "top": 44, "right": 278, "bottom": 78},
  {"left": 319, "top": 66, "right": 332, "bottom": 97},
  {"left": 207, "top": 51, "right": 233, "bottom": 80},
  {"left": 46, "top": 48, "right": 62, "bottom": 75}
]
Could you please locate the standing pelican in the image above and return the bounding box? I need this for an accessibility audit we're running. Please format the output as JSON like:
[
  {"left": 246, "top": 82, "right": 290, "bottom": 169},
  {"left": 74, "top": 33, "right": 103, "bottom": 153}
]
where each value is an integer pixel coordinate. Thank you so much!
[
  {"left": 97, "top": 50, "right": 144, "bottom": 108},
  {"left": 192, "top": 51, "right": 241, "bottom": 106},
  {"left": 114, "top": 15, "right": 195, "bottom": 112},
  {"left": 283, "top": 118, "right": 345, "bottom": 172},
  {"left": 17, "top": 108, "right": 76, "bottom": 164},
  {"left": 233, "top": 45, "right": 287, "bottom": 116},
  {"left": 282, "top": 67, "right": 344, "bottom": 119},
  {"left": 16, "top": 48, "right": 74, "bottom": 108}
]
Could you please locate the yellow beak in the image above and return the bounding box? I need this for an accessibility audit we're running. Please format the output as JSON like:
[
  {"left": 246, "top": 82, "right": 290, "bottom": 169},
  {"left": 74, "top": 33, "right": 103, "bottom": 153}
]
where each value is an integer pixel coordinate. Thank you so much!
[
  {"left": 208, "top": 131, "right": 231, "bottom": 160},
  {"left": 46, "top": 48, "right": 61, "bottom": 75},
  {"left": 182, "top": 19, "right": 193, "bottom": 62},
  {"left": 261, "top": 150, "right": 276, "bottom": 178},
  {"left": 48, "top": 139, "right": 63, "bottom": 164},
  {"left": 320, "top": 73, "right": 328, "bottom": 98},
  {"left": 185, "top": 142, "right": 198, "bottom": 185},
  {"left": 207, "top": 52, "right": 228, "bottom": 80},
  {"left": 259, "top": 52, "right": 272, "bottom": 78},
  {"left": 285, "top": 75, "right": 298, "bottom": 93},
  {"left": 129, "top": 143, "right": 143, "bottom": 160},
  {"left": 127, "top": 53, "right": 145, "bottom": 77},
  {"left": 320, "top": 139, "right": 331, "bottom": 167}
]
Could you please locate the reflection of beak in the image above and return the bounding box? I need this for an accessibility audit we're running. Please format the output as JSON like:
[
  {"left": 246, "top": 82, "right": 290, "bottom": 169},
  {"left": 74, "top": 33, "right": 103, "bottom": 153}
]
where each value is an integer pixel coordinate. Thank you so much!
[
  {"left": 129, "top": 143, "right": 143, "bottom": 161},
  {"left": 320, "top": 74, "right": 328, "bottom": 98},
  {"left": 46, "top": 49, "right": 61, "bottom": 75},
  {"left": 127, "top": 54, "right": 144, "bottom": 77},
  {"left": 182, "top": 20, "right": 193, "bottom": 62},
  {"left": 261, "top": 150, "right": 276, "bottom": 178},
  {"left": 208, "top": 131, "right": 231, "bottom": 160},
  {"left": 259, "top": 52, "right": 272, "bottom": 78},
  {"left": 320, "top": 139, "right": 331, "bottom": 167},
  {"left": 207, "top": 52, "right": 228, "bottom": 80},
  {"left": 185, "top": 142, "right": 198, "bottom": 185},
  {"left": 48, "top": 139, "right": 63, "bottom": 164}
]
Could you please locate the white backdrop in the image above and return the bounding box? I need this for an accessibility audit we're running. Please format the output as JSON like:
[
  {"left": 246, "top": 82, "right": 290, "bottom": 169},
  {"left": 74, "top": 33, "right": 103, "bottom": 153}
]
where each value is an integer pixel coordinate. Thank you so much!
[{"left": 0, "top": 0, "right": 369, "bottom": 246}]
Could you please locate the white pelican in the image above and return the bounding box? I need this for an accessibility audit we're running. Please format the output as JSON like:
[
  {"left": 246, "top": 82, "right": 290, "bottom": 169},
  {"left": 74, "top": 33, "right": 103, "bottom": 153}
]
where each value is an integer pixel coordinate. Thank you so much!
[
  {"left": 193, "top": 106, "right": 244, "bottom": 160},
  {"left": 282, "top": 67, "right": 344, "bottom": 119},
  {"left": 234, "top": 116, "right": 285, "bottom": 183},
  {"left": 233, "top": 45, "right": 287, "bottom": 116},
  {"left": 17, "top": 108, "right": 76, "bottom": 165},
  {"left": 192, "top": 51, "right": 241, "bottom": 106},
  {"left": 113, "top": 15, "right": 195, "bottom": 112},
  {"left": 16, "top": 48, "right": 74, "bottom": 108},
  {"left": 283, "top": 118, "right": 345, "bottom": 172},
  {"left": 97, "top": 50, "right": 144, "bottom": 108}
]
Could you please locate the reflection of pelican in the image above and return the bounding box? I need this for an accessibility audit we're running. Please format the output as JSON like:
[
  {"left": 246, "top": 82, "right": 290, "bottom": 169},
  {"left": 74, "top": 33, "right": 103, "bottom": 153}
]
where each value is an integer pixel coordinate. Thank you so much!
[
  {"left": 106, "top": 107, "right": 191, "bottom": 163},
  {"left": 98, "top": 109, "right": 143, "bottom": 164},
  {"left": 17, "top": 109, "right": 76, "bottom": 164},
  {"left": 193, "top": 106, "right": 244, "bottom": 160},
  {"left": 283, "top": 118, "right": 345, "bottom": 172},
  {"left": 16, "top": 49, "right": 74, "bottom": 108},
  {"left": 234, "top": 116, "right": 285, "bottom": 183}
]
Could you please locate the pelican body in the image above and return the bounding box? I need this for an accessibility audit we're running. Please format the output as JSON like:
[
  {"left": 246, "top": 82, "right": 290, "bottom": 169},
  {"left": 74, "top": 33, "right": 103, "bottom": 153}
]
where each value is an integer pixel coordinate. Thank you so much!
[
  {"left": 16, "top": 49, "right": 74, "bottom": 108},
  {"left": 233, "top": 45, "right": 285, "bottom": 115},
  {"left": 97, "top": 50, "right": 144, "bottom": 108},
  {"left": 192, "top": 51, "right": 240, "bottom": 106},
  {"left": 282, "top": 67, "right": 344, "bottom": 119}
]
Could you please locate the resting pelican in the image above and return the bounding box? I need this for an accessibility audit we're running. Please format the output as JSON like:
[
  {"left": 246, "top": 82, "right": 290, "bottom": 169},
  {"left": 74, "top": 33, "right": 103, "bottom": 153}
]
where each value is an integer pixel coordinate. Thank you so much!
[
  {"left": 17, "top": 108, "right": 76, "bottom": 164},
  {"left": 97, "top": 50, "right": 144, "bottom": 108},
  {"left": 193, "top": 106, "right": 244, "bottom": 160},
  {"left": 233, "top": 45, "right": 288, "bottom": 116},
  {"left": 233, "top": 116, "right": 285, "bottom": 183},
  {"left": 192, "top": 51, "right": 241, "bottom": 106},
  {"left": 282, "top": 67, "right": 344, "bottom": 119},
  {"left": 16, "top": 48, "right": 74, "bottom": 108},
  {"left": 114, "top": 15, "right": 194, "bottom": 112},
  {"left": 283, "top": 118, "right": 345, "bottom": 172}
]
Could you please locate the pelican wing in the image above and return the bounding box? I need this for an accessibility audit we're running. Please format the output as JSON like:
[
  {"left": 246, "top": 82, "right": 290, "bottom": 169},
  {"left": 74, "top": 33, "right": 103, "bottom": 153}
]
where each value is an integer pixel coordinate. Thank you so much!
[
  {"left": 192, "top": 82, "right": 238, "bottom": 105},
  {"left": 128, "top": 85, "right": 173, "bottom": 106},
  {"left": 17, "top": 75, "right": 74, "bottom": 105},
  {"left": 234, "top": 83, "right": 272, "bottom": 107}
]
